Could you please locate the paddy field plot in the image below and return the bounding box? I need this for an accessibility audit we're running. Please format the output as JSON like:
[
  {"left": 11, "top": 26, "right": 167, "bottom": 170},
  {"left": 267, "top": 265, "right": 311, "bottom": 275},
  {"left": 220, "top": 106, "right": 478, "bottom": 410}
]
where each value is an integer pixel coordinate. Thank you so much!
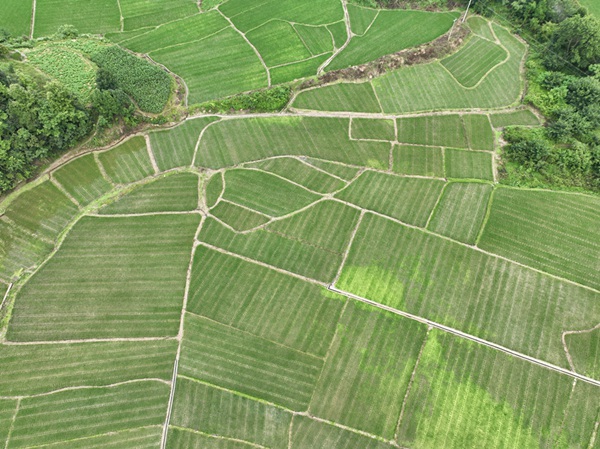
[
  {"left": 309, "top": 301, "right": 427, "bottom": 438},
  {"left": 1, "top": 180, "right": 79, "bottom": 242},
  {"left": 246, "top": 21, "right": 312, "bottom": 68},
  {"left": 205, "top": 171, "right": 224, "bottom": 208},
  {"left": 478, "top": 188, "right": 600, "bottom": 290},
  {"left": 36, "top": 427, "right": 164, "bottom": 449},
  {"left": 34, "top": 0, "right": 120, "bottom": 37},
  {"left": 187, "top": 246, "right": 345, "bottom": 357},
  {"left": 294, "top": 24, "right": 334, "bottom": 55},
  {"left": 292, "top": 83, "right": 383, "bottom": 113},
  {"left": 392, "top": 145, "right": 445, "bottom": 178},
  {"left": 196, "top": 116, "right": 390, "bottom": 169},
  {"left": 7, "top": 381, "right": 169, "bottom": 448},
  {"left": 565, "top": 327, "right": 600, "bottom": 380},
  {"left": 8, "top": 214, "right": 199, "bottom": 341},
  {"left": 119, "top": 0, "right": 198, "bottom": 31},
  {"left": 427, "top": 182, "right": 493, "bottom": 244},
  {"left": 351, "top": 118, "right": 395, "bottom": 141},
  {"left": 179, "top": 312, "right": 323, "bottom": 411},
  {"left": 490, "top": 109, "right": 540, "bottom": 127},
  {"left": 0, "top": 340, "right": 176, "bottom": 396},
  {"left": 467, "top": 15, "right": 496, "bottom": 41},
  {"left": 304, "top": 158, "right": 361, "bottom": 181},
  {"left": 396, "top": 330, "right": 600, "bottom": 449},
  {"left": 97, "top": 136, "right": 155, "bottom": 184},
  {"left": 210, "top": 201, "right": 270, "bottom": 231},
  {"left": 99, "top": 172, "right": 199, "bottom": 214},
  {"left": 52, "top": 154, "right": 113, "bottom": 206},
  {"left": 270, "top": 54, "right": 332, "bottom": 84},
  {"left": 337, "top": 213, "right": 600, "bottom": 367},
  {"left": 171, "top": 377, "right": 292, "bottom": 449},
  {"left": 167, "top": 429, "right": 261, "bottom": 449},
  {"left": 336, "top": 171, "right": 445, "bottom": 226},
  {"left": 445, "top": 148, "right": 494, "bottom": 181},
  {"left": 1, "top": 0, "right": 32, "bottom": 37},
  {"left": 347, "top": 4, "right": 378, "bottom": 36}
]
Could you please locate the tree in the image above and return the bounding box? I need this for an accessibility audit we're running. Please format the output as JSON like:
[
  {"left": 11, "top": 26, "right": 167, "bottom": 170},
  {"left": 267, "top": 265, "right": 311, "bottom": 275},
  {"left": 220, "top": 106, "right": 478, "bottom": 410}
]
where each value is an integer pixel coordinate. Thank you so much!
[{"left": 546, "top": 14, "right": 600, "bottom": 71}]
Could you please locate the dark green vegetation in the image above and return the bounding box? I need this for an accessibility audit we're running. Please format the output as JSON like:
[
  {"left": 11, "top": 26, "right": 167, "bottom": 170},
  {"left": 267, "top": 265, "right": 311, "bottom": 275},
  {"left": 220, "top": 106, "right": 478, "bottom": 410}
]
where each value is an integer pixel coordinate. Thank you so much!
[{"left": 0, "top": 2, "right": 599, "bottom": 449}]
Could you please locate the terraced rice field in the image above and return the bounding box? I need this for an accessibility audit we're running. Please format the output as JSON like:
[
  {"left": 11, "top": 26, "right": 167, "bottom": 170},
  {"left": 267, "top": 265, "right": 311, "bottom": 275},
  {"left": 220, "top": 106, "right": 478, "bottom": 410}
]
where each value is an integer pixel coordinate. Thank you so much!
[{"left": 0, "top": 6, "right": 599, "bottom": 449}]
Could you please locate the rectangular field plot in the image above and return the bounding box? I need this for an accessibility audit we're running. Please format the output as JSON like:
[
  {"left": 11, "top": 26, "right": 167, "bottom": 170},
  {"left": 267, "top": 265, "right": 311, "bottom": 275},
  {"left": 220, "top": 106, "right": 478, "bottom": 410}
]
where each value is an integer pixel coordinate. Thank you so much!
[
  {"left": 392, "top": 145, "right": 444, "bottom": 177},
  {"left": 427, "top": 182, "right": 493, "bottom": 244},
  {"left": 171, "top": 378, "right": 292, "bottom": 449},
  {"left": 210, "top": 201, "right": 270, "bottom": 232},
  {"left": 328, "top": 10, "right": 457, "bottom": 71},
  {"left": 34, "top": 0, "right": 120, "bottom": 37},
  {"left": 337, "top": 213, "right": 600, "bottom": 367},
  {"left": 53, "top": 154, "right": 113, "bottom": 206},
  {"left": 196, "top": 116, "right": 389, "bottom": 169},
  {"left": 8, "top": 214, "right": 199, "bottom": 341},
  {"left": 441, "top": 36, "right": 507, "bottom": 88},
  {"left": 222, "top": 169, "right": 320, "bottom": 217},
  {"left": 97, "top": 137, "right": 155, "bottom": 184},
  {"left": 396, "top": 330, "right": 600, "bottom": 449},
  {"left": 187, "top": 246, "right": 345, "bottom": 357},
  {"left": 2, "top": 180, "right": 79, "bottom": 242},
  {"left": 351, "top": 118, "right": 395, "bottom": 141},
  {"left": 292, "top": 416, "right": 397, "bottom": 449},
  {"left": 1, "top": 0, "right": 33, "bottom": 38},
  {"left": 246, "top": 158, "right": 346, "bottom": 194},
  {"left": 309, "top": 301, "right": 427, "bottom": 438},
  {"left": 463, "top": 114, "right": 495, "bottom": 151},
  {"left": 149, "top": 117, "right": 219, "bottom": 171},
  {"left": 199, "top": 216, "right": 342, "bottom": 283},
  {"left": 0, "top": 218, "right": 54, "bottom": 281},
  {"left": 0, "top": 340, "right": 176, "bottom": 396},
  {"left": 167, "top": 428, "right": 259, "bottom": 449},
  {"left": 336, "top": 171, "right": 445, "bottom": 226},
  {"left": 179, "top": 313, "right": 323, "bottom": 410},
  {"left": 490, "top": 109, "right": 540, "bottom": 127},
  {"left": 151, "top": 28, "right": 267, "bottom": 105},
  {"left": 396, "top": 115, "right": 467, "bottom": 148},
  {"left": 270, "top": 54, "right": 331, "bottom": 85},
  {"left": 8, "top": 381, "right": 169, "bottom": 448},
  {"left": 445, "top": 148, "right": 494, "bottom": 180},
  {"left": 99, "top": 173, "right": 199, "bottom": 214},
  {"left": 478, "top": 188, "right": 600, "bottom": 290},
  {"left": 120, "top": 0, "right": 197, "bottom": 31},
  {"left": 36, "top": 427, "right": 163, "bottom": 449}
]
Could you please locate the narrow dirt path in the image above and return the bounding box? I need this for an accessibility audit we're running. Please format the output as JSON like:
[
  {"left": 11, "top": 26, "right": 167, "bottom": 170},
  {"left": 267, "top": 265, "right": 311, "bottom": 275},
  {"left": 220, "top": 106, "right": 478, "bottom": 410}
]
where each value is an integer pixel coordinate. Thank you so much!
[
  {"left": 318, "top": 0, "right": 353, "bottom": 74},
  {"left": 561, "top": 323, "right": 600, "bottom": 372},
  {"left": 29, "top": 0, "right": 36, "bottom": 39}
]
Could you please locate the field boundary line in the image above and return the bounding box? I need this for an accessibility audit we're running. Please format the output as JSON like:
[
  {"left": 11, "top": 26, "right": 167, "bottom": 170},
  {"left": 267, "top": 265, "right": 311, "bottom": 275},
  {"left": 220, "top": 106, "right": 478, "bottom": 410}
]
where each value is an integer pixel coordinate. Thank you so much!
[
  {"left": 29, "top": 0, "right": 36, "bottom": 39},
  {"left": 474, "top": 186, "right": 496, "bottom": 246},
  {"left": 562, "top": 323, "right": 600, "bottom": 372},
  {"left": 270, "top": 52, "right": 332, "bottom": 70},
  {"left": 293, "top": 157, "right": 348, "bottom": 183},
  {"left": 0, "top": 283, "right": 13, "bottom": 312},
  {"left": 88, "top": 211, "right": 201, "bottom": 218},
  {"left": 332, "top": 210, "right": 364, "bottom": 285},
  {"left": 49, "top": 177, "right": 81, "bottom": 208},
  {"left": 0, "top": 378, "right": 170, "bottom": 400},
  {"left": 217, "top": 199, "right": 272, "bottom": 218},
  {"left": 372, "top": 82, "right": 385, "bottom": 114},
  {"left": 4, "top": 398, "right": 20, "bottom": 449},
  {"left": 116, "top": 0, "right": 124, "bottom": 32},
  {"left": 287, "top": 415, "right": 294, "bottom": 449},
  {"left": 94, "top": 153, "right": 114, "bottom": 185},
  {"left": 424, "top": 182, "right": 448, "bottom": 229},
  {"left": 394, "top": 326, "right": 431, "bottom": 441},
  {"left": 305, "top": 299, "right": 349, "bottom": 413},
  {"left": 160, "top": 357, "right": 178, "bottom": 449},
  {"left": 328, "top": 285, "right": 600, "bottom": 387},
  {"left": 145, "top": 135, "right": 160, "bottom": 174},
  {"left": 191, "top": 119, "right": 222, "bottom": 168},
  {"left": 197, "top": 242, "right": 328, "bottom": 287},
  {"left": 588, "top": 416, "right": 600, "bottom": 449},
  {"left": 318, "top": 0, "right": 352, "bottom": 74},
  {"left": 3, "top": 336, "right": 177, "bottom": 345},
  {"left": 217, "top": 9, "right": 271, "bottom": 86},
  {"left": 185, "top": 310, "right": 325, "bottom": 360},
  {"left": 331, "top": 198, "right": 600, "bottom": 295},
  {"left": 169, "top": 425, "right": 269, "bottom": 449}
]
